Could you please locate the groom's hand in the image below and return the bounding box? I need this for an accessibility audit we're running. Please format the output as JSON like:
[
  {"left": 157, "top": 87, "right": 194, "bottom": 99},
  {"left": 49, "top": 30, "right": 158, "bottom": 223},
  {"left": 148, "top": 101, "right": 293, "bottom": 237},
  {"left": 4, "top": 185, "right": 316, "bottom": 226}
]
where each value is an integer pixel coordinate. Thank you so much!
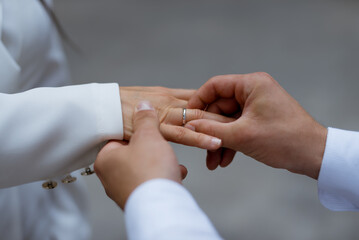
[
  {"left": 187, "top": 72, "right": 327, "bottom": 179},
  {"left": 94, "top": 101, "right": 187, "bottom": 209}
]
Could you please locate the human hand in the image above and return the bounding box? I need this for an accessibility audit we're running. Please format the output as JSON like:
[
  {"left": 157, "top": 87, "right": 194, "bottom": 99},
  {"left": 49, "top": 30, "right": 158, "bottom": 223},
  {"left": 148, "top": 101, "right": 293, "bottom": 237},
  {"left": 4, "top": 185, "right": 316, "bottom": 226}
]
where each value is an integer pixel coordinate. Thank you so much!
[
  {"left": 186, "top": 73, "right": 327, "bottom": 179},
  {"left": 120, "top": 86, "right": 233, "bottom": 151},
  {"left": 94, "top": 101, "right": 187, "bottom": 209}
]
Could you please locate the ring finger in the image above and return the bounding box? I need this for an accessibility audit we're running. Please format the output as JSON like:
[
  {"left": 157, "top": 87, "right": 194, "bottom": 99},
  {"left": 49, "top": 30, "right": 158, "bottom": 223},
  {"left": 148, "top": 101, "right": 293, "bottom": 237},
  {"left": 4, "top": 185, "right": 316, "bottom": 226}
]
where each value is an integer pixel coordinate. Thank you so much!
[{"left": 164, "top": 108, "right": 235, "bottom": 126}]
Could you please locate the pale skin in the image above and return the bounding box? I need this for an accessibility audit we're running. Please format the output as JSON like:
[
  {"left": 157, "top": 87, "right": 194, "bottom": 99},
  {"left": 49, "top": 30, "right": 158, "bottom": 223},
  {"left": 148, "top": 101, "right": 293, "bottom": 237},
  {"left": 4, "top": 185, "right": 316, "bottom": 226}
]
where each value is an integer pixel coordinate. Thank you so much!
[
  {"left": 120, "top": 86, "right": 233, "bottom": 150},
  {"left": 186, "top": 72, "right": 328, "bottom": 179},
  {"left": 95, "top": 101, "right": 184, "bottom": 209}
]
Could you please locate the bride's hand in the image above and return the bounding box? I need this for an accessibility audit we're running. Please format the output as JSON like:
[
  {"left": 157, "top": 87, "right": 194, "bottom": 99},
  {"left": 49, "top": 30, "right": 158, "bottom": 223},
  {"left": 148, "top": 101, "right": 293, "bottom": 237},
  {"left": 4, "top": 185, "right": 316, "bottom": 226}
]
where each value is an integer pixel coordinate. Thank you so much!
[{"left": 120, "top": 86, "right": 233, "bottom": 150}]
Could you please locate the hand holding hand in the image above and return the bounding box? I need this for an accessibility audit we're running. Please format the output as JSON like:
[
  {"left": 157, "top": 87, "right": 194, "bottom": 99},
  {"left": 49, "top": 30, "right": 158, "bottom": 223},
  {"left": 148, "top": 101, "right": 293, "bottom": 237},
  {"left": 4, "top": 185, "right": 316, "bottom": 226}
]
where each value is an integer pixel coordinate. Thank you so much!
[
  {"left": 120, "top": 86, "right": 233, "bottom": 150},
  {"left": 186, "top": 73, "right": 327, "bottom": 179},
  {"left": 94, "top": 101, "right": 186, "bottom": 209}
]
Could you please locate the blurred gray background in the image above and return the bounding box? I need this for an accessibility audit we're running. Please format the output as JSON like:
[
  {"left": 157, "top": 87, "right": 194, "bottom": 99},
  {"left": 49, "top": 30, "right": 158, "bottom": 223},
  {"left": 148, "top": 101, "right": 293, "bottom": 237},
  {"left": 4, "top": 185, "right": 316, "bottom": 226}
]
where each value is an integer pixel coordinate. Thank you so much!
[{"left": 55, "top": 0, "right": 359, "bottom": 239}]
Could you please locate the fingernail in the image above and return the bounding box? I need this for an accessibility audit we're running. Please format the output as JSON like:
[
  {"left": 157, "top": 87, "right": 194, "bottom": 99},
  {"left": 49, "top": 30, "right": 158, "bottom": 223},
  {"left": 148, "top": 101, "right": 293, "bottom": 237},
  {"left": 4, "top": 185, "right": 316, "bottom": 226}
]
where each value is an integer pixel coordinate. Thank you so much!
[
  {"left": 135, "top": 101, "right": 154, "bottom": 112},
  {"left": 184, "top": 124, "right": 195, "bottom": 131},
  {"left": 211, "top": 137, "right": 222, "bottom": 148}
]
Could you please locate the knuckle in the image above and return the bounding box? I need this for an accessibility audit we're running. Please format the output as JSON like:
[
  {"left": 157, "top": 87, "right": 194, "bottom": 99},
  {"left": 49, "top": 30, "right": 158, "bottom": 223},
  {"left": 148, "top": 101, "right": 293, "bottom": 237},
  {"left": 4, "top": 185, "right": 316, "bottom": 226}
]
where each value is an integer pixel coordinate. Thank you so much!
[
  {"left": 159, "top": 108, "right": 170, "bottom": 124},
  {"left": 154, "top": 86, "right": 169, "bottom": 94},
  {"left": 255, "top": 72, "right": 271, "bottom": 79},
  {"left": 249, "top": 72, "right": 278, "bottom": 89},
  {"left": 209, "top": 75, "right": 220, "bottom": 82},
  {"left": 209, "top": 75, "right": 226, "bottom": 83},
  {"left": 256, "top": 72, "right": 275, "bottom": 83},
  {"left": 193, "top": 109, "right": 205, "bottom": 119}
]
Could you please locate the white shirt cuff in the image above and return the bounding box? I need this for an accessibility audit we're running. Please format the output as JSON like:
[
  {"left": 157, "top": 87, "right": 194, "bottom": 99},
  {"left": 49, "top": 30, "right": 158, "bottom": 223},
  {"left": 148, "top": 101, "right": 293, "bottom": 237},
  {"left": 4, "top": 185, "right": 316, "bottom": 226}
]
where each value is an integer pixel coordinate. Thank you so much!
[
  {"left": 318, "top": 127, "right": 359, "bottom": 211},
  {"left": 125, "top": 179, "right": 222, "bottom": 240}
]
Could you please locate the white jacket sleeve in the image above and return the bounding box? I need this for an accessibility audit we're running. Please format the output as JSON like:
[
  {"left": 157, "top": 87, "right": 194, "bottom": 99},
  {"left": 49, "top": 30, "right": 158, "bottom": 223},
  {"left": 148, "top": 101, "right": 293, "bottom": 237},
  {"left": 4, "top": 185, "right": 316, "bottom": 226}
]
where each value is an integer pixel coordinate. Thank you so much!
[
  {"left": 125, "top": 179, "right": 222, "bottom": 240},
  {"left": 318, "top": 127, "right": 359, "bottom": 211},
  {"left": 0, "top": 83, "right": 123, "bottom": 188}
]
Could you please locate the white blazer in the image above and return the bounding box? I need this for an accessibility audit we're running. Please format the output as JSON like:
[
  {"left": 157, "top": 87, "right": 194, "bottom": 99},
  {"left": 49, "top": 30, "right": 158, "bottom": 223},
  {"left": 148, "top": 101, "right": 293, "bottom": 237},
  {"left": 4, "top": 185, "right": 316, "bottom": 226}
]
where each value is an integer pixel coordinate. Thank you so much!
[{"left": 0, "top": 1, "right": 123, "bottom": 239}]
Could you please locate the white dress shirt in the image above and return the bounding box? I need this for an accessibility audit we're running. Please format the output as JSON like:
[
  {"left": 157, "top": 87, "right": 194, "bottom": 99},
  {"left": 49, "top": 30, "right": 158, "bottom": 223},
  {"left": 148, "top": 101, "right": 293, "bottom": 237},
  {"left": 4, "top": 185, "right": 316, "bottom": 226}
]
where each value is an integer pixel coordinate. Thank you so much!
[
  {"left": 125, "top": 179, "right": 222, "bottom": 240},
  {"left": 318, "top": 127, "right": 359, "bottom": 211},
  {"left": 0, "top": 0, "right": 124, "bottom": 239}
]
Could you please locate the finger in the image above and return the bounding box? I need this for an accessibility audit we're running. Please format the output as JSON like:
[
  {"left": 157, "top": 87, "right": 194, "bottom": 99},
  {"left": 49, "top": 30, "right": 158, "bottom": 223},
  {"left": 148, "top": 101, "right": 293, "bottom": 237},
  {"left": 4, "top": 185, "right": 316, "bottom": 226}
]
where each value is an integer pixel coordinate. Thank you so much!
[
  {"left": 188, "top": 74, "right": 256, "bottom": 110},
  {"left": 179, "top": 164, "right": 188, "bottom": 180},
  {"left": 188, "top": 75, "right": 243, "bottom": 109},
  {"left": 167, "top": 88, "right": 196, "bottom": 101},
  {"left": 220, "top": 148, "right": 236, "bottom": 168},
  {"left": 95, "top": 140, "right": 129, "bottom": 178},
  {"left": 207, "top": 98, "right": 241, "bottom": 116},
  {"left": 98, "top": 140, "right": 128, "bottom": 157},
  {"left": 185, "top": 108, "right": 234, "bottom": 123},
  {"left": 170, "top": 99, "right": 188, "bottom": 109},
  {"left": 206, "top": 149, "right": 222, "bottom": 170},
  {"left": 164, "top": 108, "right": 235, "bottom": 126},
  {"left": 206, "top": 103, "right": 221, "bottom": 115},
  {"left": 131, "top": 101, "right": 162, "bottom": 143},
  {"left": 184, "top": 119, "right": 234, "bottom": 148},
  {"left": 160, "top": 124, "right": 222, "bottom": 151}
]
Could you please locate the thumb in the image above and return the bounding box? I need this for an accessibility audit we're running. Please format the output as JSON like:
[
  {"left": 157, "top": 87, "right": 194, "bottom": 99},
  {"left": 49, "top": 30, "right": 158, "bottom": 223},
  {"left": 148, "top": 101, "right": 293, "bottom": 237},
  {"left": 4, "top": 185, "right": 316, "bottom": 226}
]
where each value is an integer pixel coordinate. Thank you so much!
[
  {"left": 184, "top": 119, "right": 235, "bottom": 149},
  {"left": 131, "top": 101, "right": 162, "bottom": 142},
  {"left": 97, "top": 140, "right": 128, "bottom": 161},
  {"left": 94, "top": 140, "right": 128, "bottom": 180}
]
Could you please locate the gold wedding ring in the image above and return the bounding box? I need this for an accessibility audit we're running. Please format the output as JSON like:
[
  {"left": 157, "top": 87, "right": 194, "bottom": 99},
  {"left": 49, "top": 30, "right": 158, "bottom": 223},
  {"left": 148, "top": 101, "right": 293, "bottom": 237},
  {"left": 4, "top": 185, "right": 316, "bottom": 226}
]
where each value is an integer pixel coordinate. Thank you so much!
[{"left": 182, "top": 108, "right": 187, "bottom": 126}]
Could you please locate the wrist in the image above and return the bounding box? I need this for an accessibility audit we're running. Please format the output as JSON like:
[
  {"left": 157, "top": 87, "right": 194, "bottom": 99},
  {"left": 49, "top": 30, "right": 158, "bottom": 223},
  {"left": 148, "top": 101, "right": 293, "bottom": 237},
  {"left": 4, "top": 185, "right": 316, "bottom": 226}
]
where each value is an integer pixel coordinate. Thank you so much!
[
  {"left": 119, "top": 87, "right": 134, "bottom": 140},
  {"left": 299, "top": 122, "right": 328, "bottom": 179},
  {"left": 310, "top": 124, "right": 328, "bottom": 179}
]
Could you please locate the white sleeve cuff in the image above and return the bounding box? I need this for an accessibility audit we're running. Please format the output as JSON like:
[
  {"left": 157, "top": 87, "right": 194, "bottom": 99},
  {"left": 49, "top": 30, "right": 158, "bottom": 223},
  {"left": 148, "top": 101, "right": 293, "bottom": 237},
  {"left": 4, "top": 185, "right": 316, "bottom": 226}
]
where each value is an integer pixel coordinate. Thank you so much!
[
  {"left": 90, "top": 83, "right": 123, "bottom": 141},
  {"left": 124, "top": 179, "right": 222, "bottom": 240},
  {"left": 318, "top": 127, "right": 359, "bottom": 211}
]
